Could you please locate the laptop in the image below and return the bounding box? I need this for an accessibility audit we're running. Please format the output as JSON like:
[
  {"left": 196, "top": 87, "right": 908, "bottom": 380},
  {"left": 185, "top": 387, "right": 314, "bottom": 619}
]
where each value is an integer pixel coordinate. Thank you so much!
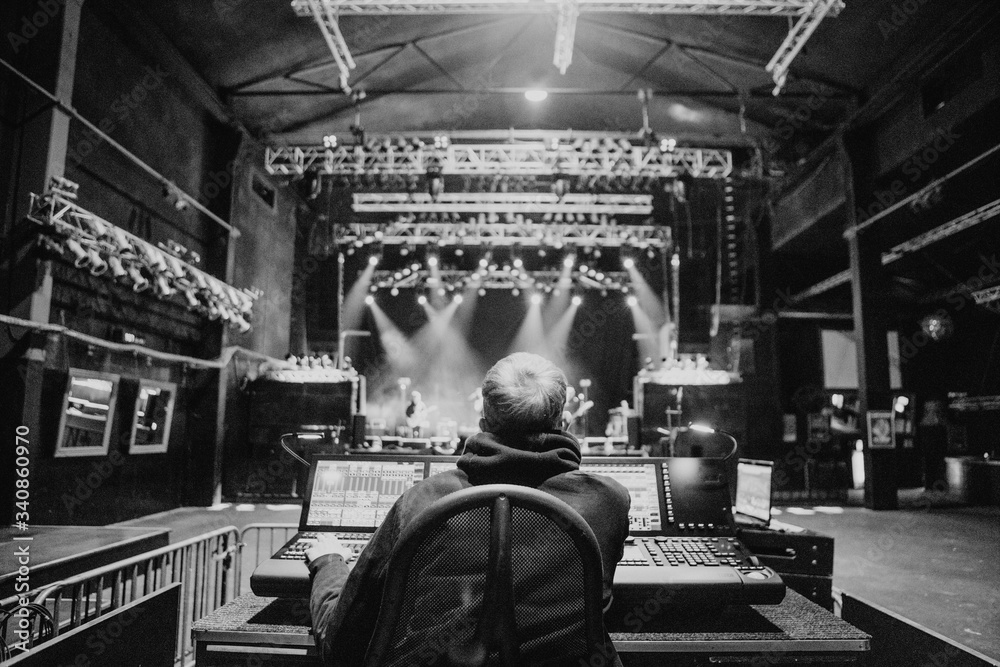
[
  {"left": 250, "top": 454, "right": 457, "bottom": 598},
  {"left": 733, "top": 458, "right": 775, "bottom": 529}
]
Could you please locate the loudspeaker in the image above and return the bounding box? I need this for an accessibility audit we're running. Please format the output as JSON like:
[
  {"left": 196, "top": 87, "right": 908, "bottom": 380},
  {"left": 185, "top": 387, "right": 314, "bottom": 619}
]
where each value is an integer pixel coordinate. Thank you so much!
[
  {"left": 627, "top": 416, "right": 641, "bottom": 450},
  {"left": 351, "top": 415, "right": 366, "bottom": 448}
]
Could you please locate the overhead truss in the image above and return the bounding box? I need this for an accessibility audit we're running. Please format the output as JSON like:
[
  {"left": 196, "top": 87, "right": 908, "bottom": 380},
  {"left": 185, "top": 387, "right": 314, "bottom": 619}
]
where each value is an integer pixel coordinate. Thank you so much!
[
  {"left": 266, "top": 141, "right": 733, "bottom": 178},
  {"left": 352, "top": 192, "right": 653, "bottom": 214},
  {"left": 337, "top": 220, "right": 671, "bottom": 248},
  {"left": 372, "top": 267, "right": 632, "bottom": 292},
  {"left": 292, "top": 0, "right": 843, "bottom": 94}
]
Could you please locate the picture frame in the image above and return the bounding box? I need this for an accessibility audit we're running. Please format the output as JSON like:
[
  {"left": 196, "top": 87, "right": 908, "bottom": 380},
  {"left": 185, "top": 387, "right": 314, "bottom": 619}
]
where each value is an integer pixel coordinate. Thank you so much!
[
  {"left": 129, "top": 379, "right": 177, "bottom": 454},
  {"left": 55, "top": 369, "right": 120, "bottom": 457}
]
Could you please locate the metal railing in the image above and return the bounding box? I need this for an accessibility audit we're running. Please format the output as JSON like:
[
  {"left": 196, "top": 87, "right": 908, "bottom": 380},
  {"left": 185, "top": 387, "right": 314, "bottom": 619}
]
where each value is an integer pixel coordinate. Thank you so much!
[
  {"left": 236, "top": 523, "right": 298, "bottom": 595},
  {"left": 9, "top": 526, "right": 240, "bottom": 667}
]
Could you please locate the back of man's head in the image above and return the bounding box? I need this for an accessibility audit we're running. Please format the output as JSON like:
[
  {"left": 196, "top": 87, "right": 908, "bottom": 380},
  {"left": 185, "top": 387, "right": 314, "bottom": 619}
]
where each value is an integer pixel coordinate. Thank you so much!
[{"left": 481, "top": 353, "right": 567, "bottom": 435}]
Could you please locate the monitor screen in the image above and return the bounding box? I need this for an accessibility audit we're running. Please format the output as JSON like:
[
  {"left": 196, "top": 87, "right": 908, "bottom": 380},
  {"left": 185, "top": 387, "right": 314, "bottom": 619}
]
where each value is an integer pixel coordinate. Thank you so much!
[
  {"left": 306, "top": 460, "right": 425, "bottom": 528},
  {"left": 579, "top": 462, "right": 662, "bottom": 532},
  {"left": 735, "top": 459, "right": 773, "bottom": 525}
]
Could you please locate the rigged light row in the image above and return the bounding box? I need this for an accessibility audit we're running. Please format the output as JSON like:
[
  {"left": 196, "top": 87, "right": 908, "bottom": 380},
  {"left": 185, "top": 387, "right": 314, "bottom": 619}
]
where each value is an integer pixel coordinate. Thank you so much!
[{"left": 28, "top": 179, "right": 259, "bottom": 332}]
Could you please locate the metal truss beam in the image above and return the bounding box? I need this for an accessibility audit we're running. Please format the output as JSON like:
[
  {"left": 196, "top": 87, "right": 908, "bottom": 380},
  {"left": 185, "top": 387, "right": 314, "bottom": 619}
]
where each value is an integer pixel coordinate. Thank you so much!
[
  {"left": 372, "top": 267, "right": 632, "bottom": 292},
  {"left": 266, "top": 142, "right": 733, "bottom": 178},
  {"left": 26, "top": 182, "right": 258, "bottom": 330},
  {"left": 292, "top": 0, "right": 834, "bottom": 16},
  {"left": 766, "top": 0, "right": 842, "bottom": 95},
  {"left": 352, "top": 192, "right": 653, "bottom": 214},
  {"left": 791, "top": 196, "right": 1000, "bottom": 304},
  {"left": 338, "top": 220, "right": 671, "bottom": 247},
  {"left": 292, "top": 0, "right": 842, "bottom": 96}
]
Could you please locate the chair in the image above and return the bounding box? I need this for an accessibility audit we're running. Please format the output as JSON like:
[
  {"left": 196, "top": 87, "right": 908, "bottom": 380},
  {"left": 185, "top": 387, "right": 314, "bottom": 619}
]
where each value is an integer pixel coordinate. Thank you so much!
[{"left": 365, "top": 484, "right": 609, "bottom": 667}]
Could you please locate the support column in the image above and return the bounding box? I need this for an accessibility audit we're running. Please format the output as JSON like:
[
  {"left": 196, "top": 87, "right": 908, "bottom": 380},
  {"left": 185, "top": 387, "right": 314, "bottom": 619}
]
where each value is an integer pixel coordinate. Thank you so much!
[
  {"left": 843, "top": 141, "right": 897, "bottom": 510},
  {"left": 1, "top": 0, "right": 84, "bottom": 524},
  {"left": 6, "top": 0, "right": 85, "bottom": 322}
]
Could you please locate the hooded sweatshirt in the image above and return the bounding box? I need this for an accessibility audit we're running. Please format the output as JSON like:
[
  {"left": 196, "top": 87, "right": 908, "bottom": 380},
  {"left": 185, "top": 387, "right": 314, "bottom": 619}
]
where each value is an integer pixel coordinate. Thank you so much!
[{"left": 309, "top": 430, "right": 631, "bottom": 666}]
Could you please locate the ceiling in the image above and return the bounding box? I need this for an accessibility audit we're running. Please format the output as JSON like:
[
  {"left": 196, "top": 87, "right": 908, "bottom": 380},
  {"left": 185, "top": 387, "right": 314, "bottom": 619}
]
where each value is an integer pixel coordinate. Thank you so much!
[
  {"left": 139, "top": 0, "right": 956, "bottom": 152},
  {"left": 134, "top": 0, "right": 1000, "bottom": 316}
]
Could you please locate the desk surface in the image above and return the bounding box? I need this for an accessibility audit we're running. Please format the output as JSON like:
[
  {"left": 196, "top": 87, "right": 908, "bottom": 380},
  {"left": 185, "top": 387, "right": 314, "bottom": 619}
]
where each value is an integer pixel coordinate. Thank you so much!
[{"left": 193, "top": 590, "right": 870, "bottom": 655}]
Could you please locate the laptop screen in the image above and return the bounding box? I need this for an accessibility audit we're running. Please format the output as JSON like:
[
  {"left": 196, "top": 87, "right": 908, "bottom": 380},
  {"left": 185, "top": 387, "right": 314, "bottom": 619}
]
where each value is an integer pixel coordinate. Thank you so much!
[
  {"left": 301, "top": 455, "right": 459, "bottom": 531},
  {"left": 579, "top": 461, "right": 662, "bottom": 532},
  {"left": 735, "top": 459, "right": 773, "bottom": 526},
  {"left": 304, "top": 459, "right": 425, "bottom": 529}
]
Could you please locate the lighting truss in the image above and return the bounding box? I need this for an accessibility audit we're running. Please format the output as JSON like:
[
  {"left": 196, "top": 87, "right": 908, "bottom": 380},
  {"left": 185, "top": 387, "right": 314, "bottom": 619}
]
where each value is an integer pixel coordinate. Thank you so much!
[
  {"left": 266, "top": 141, "right": 733, "bottom": 178},
  {"left": 292, "top": 0, "right": 842, "bottom": 94},
  {"left": 765, "top": 0, "right": 843, "bottom": 95},
  {"left": 338, "top": 220, "right": 671, "bottom": 248},
  {"left": 372, "top": 267, "right": 631, "bottom": 292},
  {"left": 27, "top": 179, "right": 259, "bottom": 331},
  {"left": 353, "top": 192, "right": 653, "bottom": 214}
]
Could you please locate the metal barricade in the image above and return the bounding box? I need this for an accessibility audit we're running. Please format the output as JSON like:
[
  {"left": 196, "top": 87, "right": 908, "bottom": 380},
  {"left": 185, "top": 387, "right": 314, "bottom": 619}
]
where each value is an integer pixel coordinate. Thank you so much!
[
  {"left": 236, "top": 523, "right": 298, "bottom": 595},
  {"left": 22, "top": 526, "right": 239, "bottom": 667}
]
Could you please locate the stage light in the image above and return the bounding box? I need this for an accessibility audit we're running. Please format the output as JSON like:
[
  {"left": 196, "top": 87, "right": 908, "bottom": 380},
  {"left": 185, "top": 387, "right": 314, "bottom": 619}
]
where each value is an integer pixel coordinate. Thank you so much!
[
  {"left": 427, "top": 255, "right": 439, "bottom": 268},
  {"left": 400, "top": 245, "right": 410, "bottom": 256},
  {"left": 418, "top": 294, "right": 428, "bottom": 305},
  {"left": 623, "top": 257, "right": 635, "bottom": 269},
  {"left": 365, "top": 295, "right": 375, "bottom": 306},
  {"left": 454, "top": 294, "right": 464, "bottom": 304},
  {"left": 478, "top": 256, "right": 488, "bottom": 268},
  {"left": 478, "top": 288, "right": 487, "bottom": 297},
  {"left": 322, "top": 134, "right": 338, "bottom": 148},
  {"left": 530, "top": 293, "right": 543, "bottom": 305},
  {"left": 512, "top": 288, "right": 520, "bottom": 297},
  {"left": 525, "top": 89, "right": 548, "bottom": 102},
  {"left": 671, "top": 254, "right": 680, "bottom": 268},
  {"left": 572, "top": 295, "right": 582, "bottom": 306},
  {"left": 437, "top": 287, "right": 446, "bottom": 296},
  {"left": 579, "top": 264, "right": 589, "bottom": 273},
  {"left": 390, "top": 287, "right": 399, "bottom": 296},
  {"left": 368, "top": 255, "right": 379, "bottom": 266},
  {"left": 627, "top": 295, "right": 638, "bottom": 307},
  {"left": 563, "top": 254, "right": 575, "bottom": 268}
]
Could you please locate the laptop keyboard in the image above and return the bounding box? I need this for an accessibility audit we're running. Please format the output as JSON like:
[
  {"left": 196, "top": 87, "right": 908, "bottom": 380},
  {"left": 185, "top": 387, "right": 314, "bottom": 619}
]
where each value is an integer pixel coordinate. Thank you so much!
[
  {"left": 619, "top": 537, "right": 743, "bottom": 567},
  {"left": 278, "top": 532, "right": 372, "bottom": 563}
]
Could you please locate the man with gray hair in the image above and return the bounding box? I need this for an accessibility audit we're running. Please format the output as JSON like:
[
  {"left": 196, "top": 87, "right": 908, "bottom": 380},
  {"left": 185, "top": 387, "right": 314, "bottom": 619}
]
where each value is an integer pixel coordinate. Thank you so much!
[{"left": 307, "top": 352, "right": 631, "bottom": 665}]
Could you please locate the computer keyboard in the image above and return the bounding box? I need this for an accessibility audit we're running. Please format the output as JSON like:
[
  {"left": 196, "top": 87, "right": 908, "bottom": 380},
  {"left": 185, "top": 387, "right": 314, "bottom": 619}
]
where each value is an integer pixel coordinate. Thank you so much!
[
  {"left": 277, "top": 532, "right": 372, "bottom": 563},
  {"left": 618, "top": 536, "right": 769, "bottom": 573}
]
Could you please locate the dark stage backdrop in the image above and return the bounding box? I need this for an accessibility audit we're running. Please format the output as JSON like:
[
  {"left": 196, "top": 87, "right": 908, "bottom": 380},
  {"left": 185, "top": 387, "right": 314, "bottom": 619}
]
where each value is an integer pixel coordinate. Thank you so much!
[{"left": 350, "top": 290, "right": 641, "bottom": 438}]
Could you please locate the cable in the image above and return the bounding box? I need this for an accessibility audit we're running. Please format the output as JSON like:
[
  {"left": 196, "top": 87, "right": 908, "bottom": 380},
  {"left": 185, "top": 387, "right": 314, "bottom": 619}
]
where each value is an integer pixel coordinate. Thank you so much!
[
  {"left": 279, "top": 433, "right": 314, "bottom": 467},
  {"left": 0, "top": 313, "right": 279, "bottom": 369},
  {"left": 686, "top": 424, "right": 740, "bottom": 460}
]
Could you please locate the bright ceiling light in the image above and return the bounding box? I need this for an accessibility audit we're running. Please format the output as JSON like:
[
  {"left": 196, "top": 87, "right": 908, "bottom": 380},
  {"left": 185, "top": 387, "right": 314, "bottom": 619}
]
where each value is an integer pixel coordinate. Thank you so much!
[{"left": 524, "top": 89, "right": 548, "bottom": 102}]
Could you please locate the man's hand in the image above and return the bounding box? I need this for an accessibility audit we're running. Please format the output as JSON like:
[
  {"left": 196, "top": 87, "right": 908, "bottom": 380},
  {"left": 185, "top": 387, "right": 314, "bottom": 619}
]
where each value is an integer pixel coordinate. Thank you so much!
[{"left": 305, "top": 534, "right": 353, "bottom": 564}]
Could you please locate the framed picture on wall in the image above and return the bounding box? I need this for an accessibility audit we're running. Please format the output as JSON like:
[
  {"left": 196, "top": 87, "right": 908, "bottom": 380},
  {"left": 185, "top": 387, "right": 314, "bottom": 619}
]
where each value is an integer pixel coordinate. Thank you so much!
[
  {"left": 55, "top": 370, "right": 121, "bottom": 457},
  {"left": 129, "top": 379, "right": 177, "bottom": 454}
]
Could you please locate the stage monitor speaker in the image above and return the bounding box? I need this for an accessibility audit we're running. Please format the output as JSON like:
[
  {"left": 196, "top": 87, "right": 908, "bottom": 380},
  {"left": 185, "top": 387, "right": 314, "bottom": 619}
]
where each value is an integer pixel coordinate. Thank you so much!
[
  {"left": 627, "top": 416, "right": 641, "bottom": 450},
  {"left": 351, "top": 415, "right": 366, "bottom": 447}
]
